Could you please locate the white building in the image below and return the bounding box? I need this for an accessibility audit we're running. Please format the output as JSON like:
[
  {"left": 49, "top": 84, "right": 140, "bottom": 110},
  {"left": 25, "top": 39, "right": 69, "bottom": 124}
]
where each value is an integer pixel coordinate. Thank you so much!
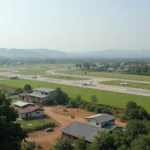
[
  {"left": 11, "top": 101, "right": 44, "bottom": 119},
  {"left": 85, "top": 114, "right": 115, "bottom": 128}
]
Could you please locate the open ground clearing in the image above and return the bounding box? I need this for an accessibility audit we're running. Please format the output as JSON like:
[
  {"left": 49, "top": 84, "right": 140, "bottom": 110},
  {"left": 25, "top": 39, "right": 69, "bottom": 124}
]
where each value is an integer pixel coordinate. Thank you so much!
[
  {"left": 43, "top": 74, "right": 90, "bottom": 80},
  {"left": 28, "top": 106, "right": 126, "bottom": 150},
  {"left": 101, "top": 80, "right": 150, "bottom": 90},
  {"left": 56, "top": 69, "right": 150, "bottom": 82},
  {"left": 1, "top": 79, "right": 150, "bottom": 111},
  {"left": 16, "top": 69, "right": 47, "bottom": 75}
]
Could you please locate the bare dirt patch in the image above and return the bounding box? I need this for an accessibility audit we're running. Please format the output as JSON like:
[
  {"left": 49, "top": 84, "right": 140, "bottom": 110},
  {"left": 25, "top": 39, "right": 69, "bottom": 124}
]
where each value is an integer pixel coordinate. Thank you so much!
[{"left": 28, "top": 106, "right": 126, "bottom": 150}]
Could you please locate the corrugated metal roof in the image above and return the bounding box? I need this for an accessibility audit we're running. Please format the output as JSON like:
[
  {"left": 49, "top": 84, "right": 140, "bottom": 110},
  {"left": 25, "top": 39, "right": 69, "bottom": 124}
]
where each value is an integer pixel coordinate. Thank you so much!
[
  {"left": 13, "top": 101, "right": 33, "bottom": 107},
  {"left": 85, "top": 114, "right": 115, "bottom": 123},
  {"left": 62, "top": 121, "right": 108, "bottom": 142},
  {"left": 28, "top": 93, "right": 48, "bottom": 98},
  {"left": 33, "top": 87, "right": 55, "bottom": 93},
  {"left": 62, "top": 121, "right": 118, "bottom": 142}
]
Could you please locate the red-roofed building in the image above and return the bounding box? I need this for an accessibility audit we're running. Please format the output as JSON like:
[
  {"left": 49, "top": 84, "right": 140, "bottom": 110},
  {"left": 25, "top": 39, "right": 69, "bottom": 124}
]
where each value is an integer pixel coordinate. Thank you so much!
[{"left": 11, "top": 101, "right": 44, "bottom": 119}]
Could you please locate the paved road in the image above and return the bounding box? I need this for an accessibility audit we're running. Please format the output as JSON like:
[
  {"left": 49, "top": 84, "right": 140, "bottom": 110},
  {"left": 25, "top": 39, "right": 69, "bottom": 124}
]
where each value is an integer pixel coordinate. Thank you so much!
[{"left": 1, "top": 70, "right": 150, "bottom": 97}]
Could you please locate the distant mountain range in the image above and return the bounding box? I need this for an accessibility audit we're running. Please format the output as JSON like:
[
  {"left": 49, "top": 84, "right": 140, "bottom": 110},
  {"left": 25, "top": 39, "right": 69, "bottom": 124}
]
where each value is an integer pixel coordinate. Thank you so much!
[{"left": 0, "top": 48, "right": 150, "bottom": 59}]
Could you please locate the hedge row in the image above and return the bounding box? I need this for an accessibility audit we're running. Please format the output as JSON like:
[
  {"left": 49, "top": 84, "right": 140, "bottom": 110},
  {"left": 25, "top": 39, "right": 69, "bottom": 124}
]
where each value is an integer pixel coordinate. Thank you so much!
[{"left": 24, "top": 122, "right": 55, "bottom": 133}]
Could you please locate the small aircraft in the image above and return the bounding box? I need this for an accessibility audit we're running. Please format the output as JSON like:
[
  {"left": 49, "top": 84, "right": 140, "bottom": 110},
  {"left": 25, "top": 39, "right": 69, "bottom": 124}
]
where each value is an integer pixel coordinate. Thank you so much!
[{"left": 82, "top": 81, "right": 92, "bottom": 86}]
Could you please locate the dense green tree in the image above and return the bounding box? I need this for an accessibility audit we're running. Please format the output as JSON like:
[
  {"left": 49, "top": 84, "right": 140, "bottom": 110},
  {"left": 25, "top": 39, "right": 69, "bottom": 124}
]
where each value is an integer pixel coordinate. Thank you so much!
[
  {"left": 88, "top": 132, "right": 115, "bottom": 150},
  {"left": 125, "top": 120, "right": 148, "bottom": 139},
  {"left": 75, "top": 94, "right": 82, "bottom": 101},
  {"left": 53, "top": 88, "right": 69, "bottom": 105},
  {"left": 83, "top": 62, "right": 90, "bottom": 69},
  {"left": 126, "top": 101, "right": 137, "bottom": 109},
  {"left": 131, "top": 135, "right": 150, "bottom": 150},
  {"left": 24, "top": 84, "right": 32, "bottom": 93},
  {"left": 0, "top": 93, "right": 27, "bottom": 150},
  {"left": 15, "top": 87, "right": 23, "bottom": 94},
  {"left": 91, "top": 63, "right": 97, "bottom": 69},
  {"left": 90, "top": 95, "right": 97, "bottom": 104},
  {"left": 75, "top": 137, "right": 87, "bottom": 150},
  {"left": 22, "top": 141, "right": 37, "bottom": 150},
  {"left": 52, "top": 139, "right": 74, "bottom": 150},
  {"left": 123, "top": 101, "right": 148, "bottom": 121}
]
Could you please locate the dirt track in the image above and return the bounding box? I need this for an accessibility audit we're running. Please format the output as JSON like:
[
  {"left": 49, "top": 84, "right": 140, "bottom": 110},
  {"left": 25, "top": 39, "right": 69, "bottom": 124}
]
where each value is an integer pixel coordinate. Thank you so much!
[{"left": 28, "top": 106, "right": 126, "bottom": 150}]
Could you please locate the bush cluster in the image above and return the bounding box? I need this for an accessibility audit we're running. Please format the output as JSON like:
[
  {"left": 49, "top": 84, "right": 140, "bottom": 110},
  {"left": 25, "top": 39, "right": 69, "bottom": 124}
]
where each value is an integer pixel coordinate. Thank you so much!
[{"left": 24, "top": 122, "right": 55, "bottom": 133}]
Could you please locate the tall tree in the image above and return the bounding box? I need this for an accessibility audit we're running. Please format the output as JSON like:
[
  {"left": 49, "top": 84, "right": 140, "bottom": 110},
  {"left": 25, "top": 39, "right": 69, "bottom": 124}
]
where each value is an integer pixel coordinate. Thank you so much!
[
  {"left": 90, "top": 95, "right": 97, "bottom": 104},
  {"left": 0, "top": 93, "right": 27, "bottom": 150},
  {"left": 24, "top": 84, "right": 32, "bottom": 93},
  {"left": 131, "top": 135, "right": 150, "bottom": 150},
  {"left": 83, "top": 62, "right": 90, "bottom": 70},
  {"left": 53, "top": 88, "right": 69, "bottom": 105},
  {"left": 88, "top": 132, "right": 115, "bottom": 150}
]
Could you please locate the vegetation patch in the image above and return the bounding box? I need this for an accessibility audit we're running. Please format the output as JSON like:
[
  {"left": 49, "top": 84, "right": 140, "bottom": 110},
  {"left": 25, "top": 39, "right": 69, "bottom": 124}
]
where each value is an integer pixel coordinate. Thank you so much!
[{"left": 16, "top": 116, "right": 55, "bottom": 132}]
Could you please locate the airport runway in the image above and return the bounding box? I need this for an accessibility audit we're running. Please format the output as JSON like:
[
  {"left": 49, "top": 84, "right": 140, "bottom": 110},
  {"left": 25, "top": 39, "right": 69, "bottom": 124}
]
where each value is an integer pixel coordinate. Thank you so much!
[{"left": 1, "top": 71, "right": 150, "bottom": 97}]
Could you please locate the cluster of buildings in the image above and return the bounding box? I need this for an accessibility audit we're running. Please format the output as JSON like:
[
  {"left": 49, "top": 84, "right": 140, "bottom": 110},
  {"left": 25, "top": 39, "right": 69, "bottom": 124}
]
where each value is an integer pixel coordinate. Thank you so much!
[
  {"left": 12, "top": 87, "right": 56, "bottom": 119},
  {"left": 11, "top": 86, "right": 120, "bottom": 143}
]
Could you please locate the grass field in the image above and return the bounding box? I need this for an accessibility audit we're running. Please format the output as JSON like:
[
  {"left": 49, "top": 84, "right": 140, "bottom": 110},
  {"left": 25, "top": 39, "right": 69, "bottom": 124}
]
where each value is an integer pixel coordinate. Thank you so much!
[
  {"left": 1, "top": 79, "right": 150, "bottom": 111},
  {"left": 43, "top": 74, "right": 90, "bottom": 80},
  {"left": 101, "top": 80, "right": 150, "bottom": 90},
  {"left": 16, "top": 116, "right": 53, "bottom": 130},
  {"left": 17, "top": 69, "right": 47, "bottom": 75},
  {"left": 56, "top": 69, "right": 150, "bottom": 82},
  {"left": 0, "top": 84, "right": 17, "bottom": 93}
]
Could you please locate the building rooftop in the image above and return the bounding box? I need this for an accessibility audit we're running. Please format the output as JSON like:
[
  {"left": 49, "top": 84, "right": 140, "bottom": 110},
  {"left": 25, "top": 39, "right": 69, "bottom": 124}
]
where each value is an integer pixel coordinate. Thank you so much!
[
  {"left": 12, "top": 101, "right": 43, "bottom": 114},
  {"left": 13, "top": 101, "right": 34, "bottom": 107},
  {"left": 28, "top": 93, "right": 48, "bottom": 98},
  {"left": 85, "top": 114, "right": 115, "bottom": 124},
  {"left": 62, "top": 121, "right": 116, "bottom": 142},
  {"left": 33, "top": 87, "right": 55, "bottom": 93}
]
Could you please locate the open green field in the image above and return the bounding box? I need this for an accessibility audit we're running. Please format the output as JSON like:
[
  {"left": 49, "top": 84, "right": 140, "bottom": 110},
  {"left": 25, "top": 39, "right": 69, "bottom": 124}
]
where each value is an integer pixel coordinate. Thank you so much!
[
  {"left": 16, "top": 69, "right": 47, "bottom": 75},
  {"left": 56, "top": 69, "right": 150, "bottom": 82},
  {"left": 0, "top": 84, "right": 17, "bottom": 93},
  {"left": 43, "top": 74, "right": 90, "bottom": 80},
  {"left": 1, "top": 79, "right": 150, "bottom": 111},
  {"left": 101, "top": 80, "right": 150, "bottom": 90},
  {"left": 16, "top": 116, "right": 54, "bottom": 130}
]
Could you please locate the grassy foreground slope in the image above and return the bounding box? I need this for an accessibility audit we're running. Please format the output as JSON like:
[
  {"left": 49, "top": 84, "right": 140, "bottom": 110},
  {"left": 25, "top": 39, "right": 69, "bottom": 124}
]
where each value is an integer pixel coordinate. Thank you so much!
[
  {"left": 56, "top": 69, "right": 150, "bottom": 82},
  {"left": 101, "top": 80, "right": 150, "bottom": 90},
  {"left": 0, "top": 79, "right": 150, "bottom": 111}
]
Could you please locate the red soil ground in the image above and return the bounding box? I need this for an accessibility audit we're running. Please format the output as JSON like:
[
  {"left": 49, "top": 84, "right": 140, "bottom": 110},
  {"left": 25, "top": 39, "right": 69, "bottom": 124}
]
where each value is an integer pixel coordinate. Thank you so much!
[{"left": 28, "top": 106, "right": 126, "bottom": 150}]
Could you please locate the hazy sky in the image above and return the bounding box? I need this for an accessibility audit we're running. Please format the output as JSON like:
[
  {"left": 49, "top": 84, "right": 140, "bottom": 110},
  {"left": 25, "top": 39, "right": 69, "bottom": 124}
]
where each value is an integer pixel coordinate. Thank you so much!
[{"left": 0, "top": 0, "right": 150, "bottom": 52}]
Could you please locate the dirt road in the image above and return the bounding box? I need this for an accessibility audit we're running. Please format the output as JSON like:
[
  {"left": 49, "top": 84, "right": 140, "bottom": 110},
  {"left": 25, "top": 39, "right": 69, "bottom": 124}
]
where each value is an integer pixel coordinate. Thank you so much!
[{"left": 28, "top": 106, "right": 126, "bottom": 150}]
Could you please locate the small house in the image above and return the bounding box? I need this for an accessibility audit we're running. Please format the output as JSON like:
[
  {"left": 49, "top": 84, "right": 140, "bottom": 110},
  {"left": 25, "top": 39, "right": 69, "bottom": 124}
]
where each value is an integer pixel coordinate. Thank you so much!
[
  {"left": 11, "top": 101, "right": 44, "bottom": 119},
  {"left": 22, "top": 87, "right": 56, "bottom": 105}
]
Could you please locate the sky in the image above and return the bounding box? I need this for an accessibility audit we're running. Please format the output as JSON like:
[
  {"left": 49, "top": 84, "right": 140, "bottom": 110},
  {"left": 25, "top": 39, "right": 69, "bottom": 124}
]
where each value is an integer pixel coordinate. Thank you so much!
[{"left": 0, "top": 0, "right": 150, "bottom": 52}]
